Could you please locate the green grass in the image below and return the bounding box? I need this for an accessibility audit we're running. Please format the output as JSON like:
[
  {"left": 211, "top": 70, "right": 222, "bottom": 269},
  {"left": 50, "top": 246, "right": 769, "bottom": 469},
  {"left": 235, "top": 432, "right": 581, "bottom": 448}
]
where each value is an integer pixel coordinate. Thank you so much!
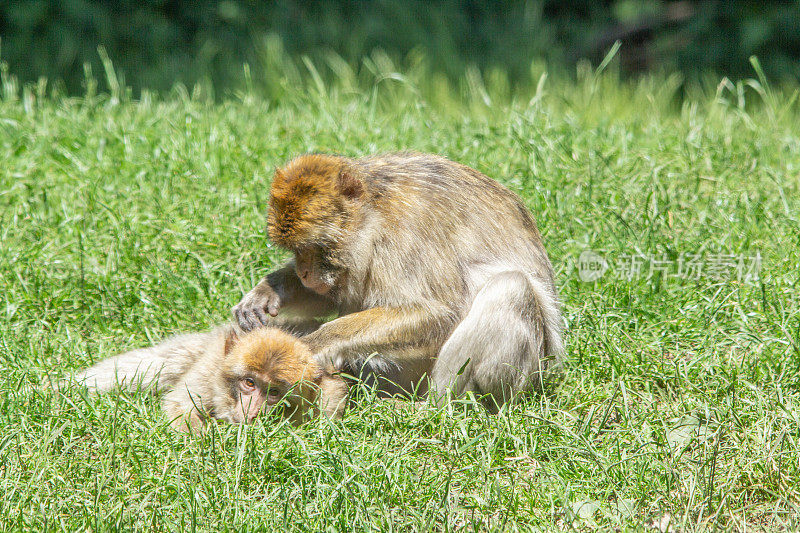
[{"left": 1, "top": 60, "right": 799, "bottom": 530}]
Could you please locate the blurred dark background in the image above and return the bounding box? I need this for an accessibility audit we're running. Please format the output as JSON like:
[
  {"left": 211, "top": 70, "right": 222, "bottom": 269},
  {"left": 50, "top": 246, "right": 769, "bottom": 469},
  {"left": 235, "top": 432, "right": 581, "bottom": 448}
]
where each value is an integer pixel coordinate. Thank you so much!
[{"left": 1, "top": 0, "right": 799, "bottom": 95}]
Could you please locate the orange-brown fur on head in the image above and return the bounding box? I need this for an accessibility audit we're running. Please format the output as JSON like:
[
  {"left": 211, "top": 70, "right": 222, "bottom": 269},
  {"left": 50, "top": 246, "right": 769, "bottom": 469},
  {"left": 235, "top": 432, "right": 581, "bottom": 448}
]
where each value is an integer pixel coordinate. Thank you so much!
[
  {"left": 228, "top": 327, "right": 320, "bottom": 385},
  {"left": 267, "top": 154, "right": 364, "bottom": 250}
]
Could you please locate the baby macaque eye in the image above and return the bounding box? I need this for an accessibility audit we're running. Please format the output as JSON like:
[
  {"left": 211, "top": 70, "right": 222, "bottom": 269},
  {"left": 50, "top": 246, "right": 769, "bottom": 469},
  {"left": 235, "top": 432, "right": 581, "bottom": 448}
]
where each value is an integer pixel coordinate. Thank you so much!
[{"left": 239, "top": 377, "right": 256, "bottom": 392}]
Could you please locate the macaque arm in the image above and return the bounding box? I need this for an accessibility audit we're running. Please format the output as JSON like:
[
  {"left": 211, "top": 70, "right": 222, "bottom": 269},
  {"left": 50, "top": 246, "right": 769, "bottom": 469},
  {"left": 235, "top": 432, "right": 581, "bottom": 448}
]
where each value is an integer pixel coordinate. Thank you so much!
[
  {"left": 234, "top": 262, "right": 336, "bottom": 331},
  {"left": 302, "top": 306, "right": 455, "bottom": 367}
]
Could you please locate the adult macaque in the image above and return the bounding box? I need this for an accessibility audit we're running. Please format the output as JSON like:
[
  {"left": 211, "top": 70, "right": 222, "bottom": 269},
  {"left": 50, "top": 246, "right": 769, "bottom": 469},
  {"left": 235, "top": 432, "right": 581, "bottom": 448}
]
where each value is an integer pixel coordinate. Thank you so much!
[
  {"left": 234, "top": 152, "right": 564, "bottom": 408},
  {"left": 63, "top": 326, "right": 348, "bottom": 431}
]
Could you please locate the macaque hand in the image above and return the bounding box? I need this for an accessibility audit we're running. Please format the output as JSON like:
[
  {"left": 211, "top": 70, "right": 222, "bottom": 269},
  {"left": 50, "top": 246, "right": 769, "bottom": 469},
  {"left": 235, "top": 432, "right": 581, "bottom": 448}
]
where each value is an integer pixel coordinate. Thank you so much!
[{"left": 233, "top": 282, "right": 283, "bottom": 331}]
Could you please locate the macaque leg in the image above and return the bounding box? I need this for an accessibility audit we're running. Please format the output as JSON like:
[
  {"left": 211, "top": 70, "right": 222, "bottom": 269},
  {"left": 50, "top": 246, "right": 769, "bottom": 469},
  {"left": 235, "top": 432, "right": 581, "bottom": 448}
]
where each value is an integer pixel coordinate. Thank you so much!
[
  {"left": 316, "top": 374, "right": 350, "bottom": 419},
  {"left": 430, "top": 271, "right": 547, "bottom": 411},
  {"left": 162, "top": 391, "right": 205, "bottom": 433}
]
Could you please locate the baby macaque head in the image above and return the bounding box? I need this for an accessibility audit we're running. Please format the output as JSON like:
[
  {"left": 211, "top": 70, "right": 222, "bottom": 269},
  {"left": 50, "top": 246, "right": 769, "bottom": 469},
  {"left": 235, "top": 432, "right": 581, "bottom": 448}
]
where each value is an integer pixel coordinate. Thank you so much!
[{"left": 214, "top": 327, "right": 344, "bottom": 425}]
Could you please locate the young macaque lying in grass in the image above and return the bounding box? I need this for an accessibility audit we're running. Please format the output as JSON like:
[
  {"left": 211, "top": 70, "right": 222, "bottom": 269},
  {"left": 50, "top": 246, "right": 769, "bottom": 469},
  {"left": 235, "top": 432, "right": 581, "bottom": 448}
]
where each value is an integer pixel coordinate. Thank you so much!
[{"left": 62, "top": 325, "right": 348, "bottom": 432}]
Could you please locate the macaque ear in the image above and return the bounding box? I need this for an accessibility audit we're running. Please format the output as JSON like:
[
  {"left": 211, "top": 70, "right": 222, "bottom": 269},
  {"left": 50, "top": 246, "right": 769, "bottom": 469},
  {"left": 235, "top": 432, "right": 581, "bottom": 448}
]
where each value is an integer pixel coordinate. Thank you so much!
[
  {"left": 223, "top": 328, "right": 240, "bottom": 355},
  {"left": 337, "top": 168, "right": 364, "bottom": 200}
]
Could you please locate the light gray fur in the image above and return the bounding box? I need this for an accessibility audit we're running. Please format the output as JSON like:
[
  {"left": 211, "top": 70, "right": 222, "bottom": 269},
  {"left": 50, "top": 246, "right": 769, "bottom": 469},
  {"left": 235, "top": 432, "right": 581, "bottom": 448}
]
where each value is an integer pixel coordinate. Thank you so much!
[
  {"left": 69, "top": 329, "right": 224, "bottom": 393},
  {"left": 65, "top": 326, "right": 239, "bottom": 430},
  {"left": 431, "top": 271, "right": 560, "bottom": 408},
  {"left": 350, "top": 154, "right": 564, "bottom": 398}
]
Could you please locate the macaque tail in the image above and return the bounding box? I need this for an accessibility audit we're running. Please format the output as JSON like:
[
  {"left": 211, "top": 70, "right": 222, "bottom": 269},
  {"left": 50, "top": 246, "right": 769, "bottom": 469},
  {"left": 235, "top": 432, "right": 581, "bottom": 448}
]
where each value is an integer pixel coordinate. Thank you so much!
[{"left": 62, "top": 329, "right": 223, "bottom": 393}]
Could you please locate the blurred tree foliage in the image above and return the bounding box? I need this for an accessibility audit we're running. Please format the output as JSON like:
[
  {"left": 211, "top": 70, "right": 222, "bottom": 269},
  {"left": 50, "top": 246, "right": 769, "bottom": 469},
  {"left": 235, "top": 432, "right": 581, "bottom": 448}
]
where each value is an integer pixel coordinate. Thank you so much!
[{"left": 0, "top": 0, "right": 798, "bottom": 95}]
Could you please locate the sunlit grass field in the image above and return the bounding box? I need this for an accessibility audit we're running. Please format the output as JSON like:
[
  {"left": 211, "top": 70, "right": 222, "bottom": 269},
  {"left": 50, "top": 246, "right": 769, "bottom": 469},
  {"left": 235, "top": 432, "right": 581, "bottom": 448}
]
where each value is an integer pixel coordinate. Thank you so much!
[{"left": 1, "top": 57, "right": 799, "bottom": 530}]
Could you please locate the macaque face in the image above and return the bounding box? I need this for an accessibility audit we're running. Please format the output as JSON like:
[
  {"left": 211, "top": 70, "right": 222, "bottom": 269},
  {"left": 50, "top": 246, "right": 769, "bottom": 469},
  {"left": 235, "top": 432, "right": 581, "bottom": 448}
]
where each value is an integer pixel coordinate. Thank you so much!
[
  {"left": 231, "top": 374, "right": 284, "bottom": 423},
  {"left": 228, "top": 369, "right": 319, "bottom": 424},
  {"left": 294, "top": 246, "right": 341, "bottom": 295}
]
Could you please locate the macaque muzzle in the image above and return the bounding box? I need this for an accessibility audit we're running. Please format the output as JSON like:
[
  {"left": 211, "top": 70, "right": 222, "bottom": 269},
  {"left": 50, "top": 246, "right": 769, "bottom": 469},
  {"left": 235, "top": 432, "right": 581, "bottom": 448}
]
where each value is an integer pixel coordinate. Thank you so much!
[{"left": 294, "top": 250, "right": 337, "bottom": 295}]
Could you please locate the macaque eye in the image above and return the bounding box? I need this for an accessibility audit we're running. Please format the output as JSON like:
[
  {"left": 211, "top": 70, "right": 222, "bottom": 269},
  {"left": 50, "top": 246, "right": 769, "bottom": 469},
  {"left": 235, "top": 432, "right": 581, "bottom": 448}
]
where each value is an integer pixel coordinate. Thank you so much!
[{"left": 239, "top": 377, "right": 256, "bottom": 392}]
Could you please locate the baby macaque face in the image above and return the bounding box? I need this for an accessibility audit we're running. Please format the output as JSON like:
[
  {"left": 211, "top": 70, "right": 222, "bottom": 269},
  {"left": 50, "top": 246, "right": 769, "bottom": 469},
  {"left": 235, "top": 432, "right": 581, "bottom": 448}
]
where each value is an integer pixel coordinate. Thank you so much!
[{"left": 218, "top": 328, "right": 324, "bottom": 425}]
